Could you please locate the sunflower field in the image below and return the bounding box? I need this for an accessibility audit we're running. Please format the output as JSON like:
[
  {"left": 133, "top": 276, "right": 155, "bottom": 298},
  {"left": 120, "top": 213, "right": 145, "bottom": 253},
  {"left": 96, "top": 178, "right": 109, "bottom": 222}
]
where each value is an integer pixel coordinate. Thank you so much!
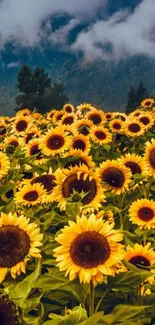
[{"left": 0, "top": 99, "right": 155, "bottom": 324}]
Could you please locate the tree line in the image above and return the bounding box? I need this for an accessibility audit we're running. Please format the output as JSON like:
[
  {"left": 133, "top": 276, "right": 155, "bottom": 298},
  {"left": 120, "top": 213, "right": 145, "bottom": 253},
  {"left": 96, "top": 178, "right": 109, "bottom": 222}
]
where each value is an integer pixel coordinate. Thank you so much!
[{"left": 15, "top": 64, "right": 151, "bottom": 114}]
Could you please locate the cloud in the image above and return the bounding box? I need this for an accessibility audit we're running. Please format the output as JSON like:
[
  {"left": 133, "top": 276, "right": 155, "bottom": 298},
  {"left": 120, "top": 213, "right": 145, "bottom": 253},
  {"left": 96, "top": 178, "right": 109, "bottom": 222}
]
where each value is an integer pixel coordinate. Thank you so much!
[
  {"left": 7, "top": 60, "right": 20, "bottom": 68},
  {"left": 71, "top": 0, "right": 155, "bottom": 61},
  {"left": 0, "top": 0, "right": 106, "bottom": 48}
]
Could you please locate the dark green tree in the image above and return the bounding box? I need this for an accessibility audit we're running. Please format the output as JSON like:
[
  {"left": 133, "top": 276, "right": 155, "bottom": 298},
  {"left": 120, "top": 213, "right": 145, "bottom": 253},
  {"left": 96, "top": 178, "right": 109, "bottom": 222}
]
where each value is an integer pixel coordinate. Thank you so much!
[
  {"left": 125, "top": 86, "right": 137, "bottom": 114},
  {"left": 15, "top": 65, "right": 69, "bottom": 113},
  {"left": 136, "top": 82, "right": 149, "bottom": 106}
]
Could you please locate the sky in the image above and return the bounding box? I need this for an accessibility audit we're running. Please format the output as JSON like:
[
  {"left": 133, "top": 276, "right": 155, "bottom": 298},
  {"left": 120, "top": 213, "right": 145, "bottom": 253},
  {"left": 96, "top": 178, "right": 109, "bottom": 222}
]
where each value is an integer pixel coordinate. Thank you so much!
[{"left": 0, "top": 0, "right": 155, "bottom": 62}]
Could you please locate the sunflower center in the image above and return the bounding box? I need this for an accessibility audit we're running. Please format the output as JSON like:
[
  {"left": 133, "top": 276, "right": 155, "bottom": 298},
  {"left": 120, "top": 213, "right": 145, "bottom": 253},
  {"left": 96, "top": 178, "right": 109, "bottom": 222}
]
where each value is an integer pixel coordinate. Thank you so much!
[
  {"left": 0, "top": 126, "right": 7, "bottom": 136},
  {"left": 140, "top": 117, "right": 150, "bottom": 125},
  {"left": 47, "top": 135, "right": 65, "bottom": 150},
  {"left": 26, "top": 132, "right": 38, "bottom": 144},
  {"left": 56, "top": 114, "right": 63, "bottom": 121},
  {"left": 149, "top": 148, "right": 155, "bottom": 169},
  {"left": 78, "top": 125, "right": 90, "bottom": 135},
  {"left": 30, "top": 144, "right": 42, "bottom": 159},
  {"left": 16, "top": 120, "right": 28, "bottom": 132},
  {"left": 62, "top": 116, "right": 74, "bottom": 125},
  {"left": 128, "top": 255, "right": 150, "bottom": 269},
  {"left": 113, "top": 123, "right": 121, "bottom": 130},
  {"left": 0, "top": 295, "right": 20, "bottom": 325},
  {"left": 70, "top": 231, "right": 110, "bottom": 268},
  {"left": 102, "top": 167, "right": 125, "bottom": 187},
  {"left": 95, "top": 131, "right": 106, "bottom": 140},
  {"left": 65, "top": 106, "right": 72, "bottom": 113},
  {"left": 62, "top": 173, "right": 97, "bottom": 204},
  {"left": 23, "top": 190, "right": 39, "bottom": 202},
  {"left": 9, "top": 140, "right": 18, "bottom": 147},
  {"left": 89, "top": 114, "right": 102, "bottom": 125},
  {"left": 128, "top": 123, "right": 141, "bottom": 133},
  {"left": 64, "top": 157, "right": 88, "bottom": 169},
  {"left": 73, "top": 140, "right": 86, "bottom": 151},
  {"left": 144, "top": 101, "right": 151, "bottom": 106},
  {"left": 125, "top": 161, "right": 141, "bottom": 175},
  {"left": 119, "top": 116, "right": 126, "bottom": 121},
  {"left": 106, "top": 114, "right": 112, "bottom": 120},
  {"left": 138, "top": 207, "right": 154, "bottom": 221},
  {"left": 31, "top": 175, "right": 56, "bottom": 193},
  {"left": 0, "top": 225, "right": 30, "bottom": 268}
]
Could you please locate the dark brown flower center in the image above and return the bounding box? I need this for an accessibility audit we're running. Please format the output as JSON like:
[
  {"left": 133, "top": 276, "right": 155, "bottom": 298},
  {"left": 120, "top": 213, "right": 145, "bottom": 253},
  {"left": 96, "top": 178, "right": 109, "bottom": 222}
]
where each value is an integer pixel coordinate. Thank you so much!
[
  {"left": 70, "top": 231, "right": 110, "bottom": 268},
  {"left": 64, "top": 157, "right": 88, "bottom": 169},
  {"left": 30, "top": 145, "right": 42, "bottom": 159},
  {"left": 149, "top": 148, "right": 155, "bottom": 169},
  {"left": 144, "top": 101, "right": 152, "bottom": 107},
  {"left": 139, "top": 117, "right": 150, "bottom": 125},
  {"left": 9, "top": 140, "right": 19, "bottom": 147},
  {"left": 0, "top": 225, "right": 30, "bottom": 268},
  {"left": 65, "top": 106, "right": 72, "bottom": 113},
  {"left": 56, "top": 113, "right": 63, "bottom": 121},
  {"left": 138, "top": 207, "right": 154, "bottom": 221},
  {"left": 113, "top": 123, "right": 121, "bottom": 130},
  {"left": 0, "top": 126, "right": 7, "bottom": 136},
  {"left": 23, "top": 190, "right": 39, "bottom": 202},
  {"left": 95, "top": 131, "right": 106, "bottom": 140},
  {"left": 16, "top": 120, "right": 28, "bottom": 132},
  {"left": 106, "top": 114, "right": 112, "bottom": 120},
  {"left": 73, "top": 139, "right": 86, "bottom": 151},
  {"left": 62, "top": 116, "right": 74, "bottom": 125},
  {"left": 128, "top": 123, "right": 141, "bottom": 133},
  {"left": 119, "top": 116, "right": 126, "bottom": 121},
  {"left": 78, "top": 125, "right": 90, "bottom": 135},
  {"left": 128, "top": 255, "right": 150, "bottom": 269},
  {"left": 5, "top": 189, "right": 14, "bottom": 199},
  {"left": 0, "top": 295, "right": 20, "bottom": 325},
  {"left": 102, "top": 167, "right": 125, "bottom": 188},
  {"left": 62, "top": 173, "right": 97, "bottom": 205},
  {"left": 125, "top": 161, "right": 141, "bottom": 175},
  {"left": 47, "top": 135, "right": 65, "bottom": 150},
  {"left": 22, "top": 171, "right": 33, "bottom": 180},
  {"left": 31, "top": 175, "right": 56, "bottom": 193},
  {"left": 25, "top": 132, "right": 38, "bottom": 144},
  {"left": 88, "top": 114, "right": 102, "bottom": 125}
]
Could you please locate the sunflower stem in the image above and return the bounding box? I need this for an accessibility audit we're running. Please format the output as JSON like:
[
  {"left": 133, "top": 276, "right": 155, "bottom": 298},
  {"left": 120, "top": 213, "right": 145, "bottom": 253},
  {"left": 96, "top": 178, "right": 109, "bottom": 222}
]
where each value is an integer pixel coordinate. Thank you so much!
[
  {"left": 89, "top": 281, "right": 94, "bottom": 316},
  {"left": 137, "top": 285, "right": 144, "bottom": 306}
]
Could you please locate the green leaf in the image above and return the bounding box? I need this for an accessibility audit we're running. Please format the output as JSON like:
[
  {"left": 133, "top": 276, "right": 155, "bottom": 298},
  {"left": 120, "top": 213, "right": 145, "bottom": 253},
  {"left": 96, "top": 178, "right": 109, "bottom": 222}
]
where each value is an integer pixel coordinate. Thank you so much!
[
  {"left": 84, "top": 312, "right": 104, "bottom": 325},
  {"left": 49, "top": 306, "right": 87, "bottom": 325},
  {"left": 9, "top": 259, "right": 41, "bottom": 307}
]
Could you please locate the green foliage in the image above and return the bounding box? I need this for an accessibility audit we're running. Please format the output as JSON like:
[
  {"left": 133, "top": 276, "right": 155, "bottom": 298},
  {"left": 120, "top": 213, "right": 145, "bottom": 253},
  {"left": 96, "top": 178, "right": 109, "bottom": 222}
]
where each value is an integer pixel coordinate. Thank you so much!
[{"left": 126, "top": 82, "right": 149, "bottom": 114}]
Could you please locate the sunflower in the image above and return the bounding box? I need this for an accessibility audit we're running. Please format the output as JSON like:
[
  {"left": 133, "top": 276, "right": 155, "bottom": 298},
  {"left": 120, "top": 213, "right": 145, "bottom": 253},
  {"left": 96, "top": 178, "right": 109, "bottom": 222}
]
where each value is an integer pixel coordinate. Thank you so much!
[
  {"left": 119, "top": 153, "right": 148, "bottom": 176},
  {"left": 15, "top": 108, "right": 31, "bottom": 117},
  {"left": 53, "top": 214, "right": 124, "bottom": 284},
  {"left": 39, "top": 127, "right": 72, "bottom": 156},
  {"left": 105, "top": 112, "right": 115, "bottom": 120},
  {"left": 0, "top": 212, "right": 43, "bottom": 282},
  {"left": 109, "top": 119, "right": 124, "bottom": 133},
  {"left": 90, "top": 125, "right": 112, "bottom": 144},
  {"left": 0, "top": 294, "right": 20, "bottom": 325},
  {"left": 138, "top": 112, "right": 154, "bottom": 130},
  {"left": 85, "top": 109, "right": 105, "bottom": 125},
  {"left": 0, "top": 152, "right": 10, "bottom": 179},
  {"left": 0, "top": 123, "right": 7, "bottom": 137},
  {"left": 62, "top": 149, "right": 95, "bottom": 169},
  {"left": 144, "top": 138, "right": 155, "bottom": 177},
  {"left": 123, "top": 120, "right": 145, "bottom": 137},
  {"left": 4, "top": 136, "right": 20, "bottom": 149},
  {"left": 14, "top": 183, "right": 46, "bottom": 206},
  {"left": 96, "top": 160, "right": 132, "bottom": 194},
  {"left": 113, "top": 112, "right": 127, "bottom": 122},
  {"left": 26, "top": 139, "right": 45, "bottom": 165},
  {"left": 125, "top": 243, "right": 155, "bottom": 272},
  {"left": 53, "top": 165, "right": 105, "bottom": 212},
  {"left": 52, "top": 110, "right": 64, "bottom": 124},
  {"left": 141, "top": 98, "right": 154, "bottom": 108},
  {"left": 75, "top": 119, "right": 93, "bottom": 136},
  {"left": 30, "top": 172, "right": 56, "bottom": 203},
  {"left": 22, "top": 127, "right": 41, "bottom": 144},
  {"left": 47, "top": 109, "right": 58, "bottom": 121},
  {"left": 63, "top": 103, "right": 75, "bottom": 113},
  {"left": 129, "top": 198, "right": 155, "bottom": 229},
  {"left": 61, "top": 113, "right": 76, "bottom": 126},
  {"left": 13, "top": 116, "right": 32, "bottom": 134},
  {"left": 76, "top": 103, "right": 94, "bottom": 116},
  {"left": 70, "top": 134, "right": 90, "bottom": 153}
]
